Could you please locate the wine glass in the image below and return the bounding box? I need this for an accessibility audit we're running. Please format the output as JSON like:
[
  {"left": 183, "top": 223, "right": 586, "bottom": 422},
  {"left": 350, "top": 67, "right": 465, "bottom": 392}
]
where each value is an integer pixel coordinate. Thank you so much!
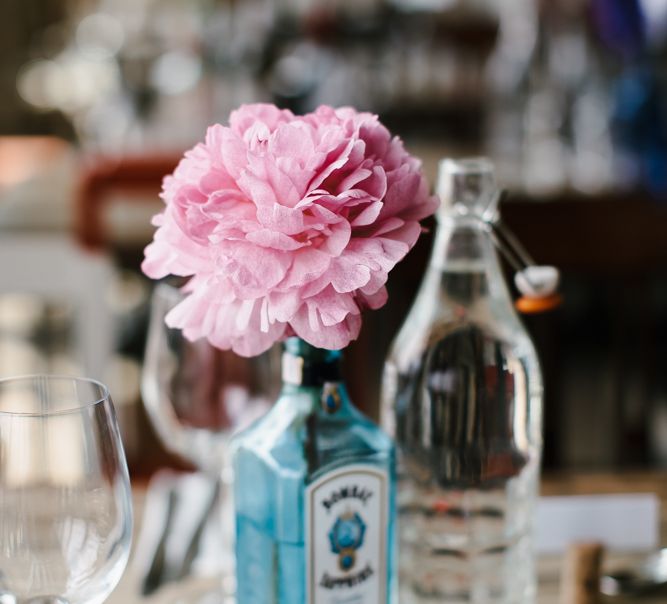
[
  {"left": 140, "top": 282, "right": 278, "bottom": 596},
  {"left": 0, "top": 375, "right": 133, "bottom": 604}
]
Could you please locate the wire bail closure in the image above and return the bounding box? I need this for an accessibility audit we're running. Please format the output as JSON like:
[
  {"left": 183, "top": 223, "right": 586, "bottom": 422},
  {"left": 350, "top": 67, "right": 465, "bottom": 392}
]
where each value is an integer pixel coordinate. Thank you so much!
[{"left": 486, "top": 191, "right": 562, "bottom": 314}]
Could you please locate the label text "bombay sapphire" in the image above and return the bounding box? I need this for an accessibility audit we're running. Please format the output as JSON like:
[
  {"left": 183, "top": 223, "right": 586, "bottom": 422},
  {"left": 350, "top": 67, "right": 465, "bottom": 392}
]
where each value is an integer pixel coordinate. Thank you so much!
[
  {"left": 320, "top": 564, "right": 374, "bottom": 589},
  {"left": 322, "top": 486, "right": 373, "bottom": 511}
]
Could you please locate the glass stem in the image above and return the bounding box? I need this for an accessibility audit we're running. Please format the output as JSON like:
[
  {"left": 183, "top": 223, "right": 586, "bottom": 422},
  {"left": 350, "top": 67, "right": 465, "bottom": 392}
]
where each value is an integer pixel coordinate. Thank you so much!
[{"left": 219, "top": 457, "right": 236, "bottom": 597}]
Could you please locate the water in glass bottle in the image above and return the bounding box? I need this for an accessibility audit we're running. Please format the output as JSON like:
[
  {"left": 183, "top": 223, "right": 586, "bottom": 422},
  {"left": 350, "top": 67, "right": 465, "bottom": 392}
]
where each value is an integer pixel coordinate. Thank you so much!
[{"left": 381, "top": 158, "right": 543, "bottom": 603}]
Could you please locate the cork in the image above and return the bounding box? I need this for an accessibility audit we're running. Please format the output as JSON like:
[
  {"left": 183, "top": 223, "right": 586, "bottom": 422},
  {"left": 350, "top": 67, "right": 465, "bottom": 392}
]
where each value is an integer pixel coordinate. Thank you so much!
[{"left": 560, "top": 542, "right": 604, "bottom": 604}]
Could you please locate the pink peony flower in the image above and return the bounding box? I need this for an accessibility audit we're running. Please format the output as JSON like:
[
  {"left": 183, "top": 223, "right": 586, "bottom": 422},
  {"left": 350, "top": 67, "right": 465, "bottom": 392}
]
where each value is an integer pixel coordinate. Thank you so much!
[{"left": 143, "top": 104, "right": 438, "bottom": 356}]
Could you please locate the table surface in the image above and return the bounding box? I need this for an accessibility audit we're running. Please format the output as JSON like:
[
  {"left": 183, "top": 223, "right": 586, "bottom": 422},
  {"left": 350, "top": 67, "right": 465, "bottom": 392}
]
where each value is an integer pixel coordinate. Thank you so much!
[{"left": 107, "top": 471, "right": 667, "bottom": 604}]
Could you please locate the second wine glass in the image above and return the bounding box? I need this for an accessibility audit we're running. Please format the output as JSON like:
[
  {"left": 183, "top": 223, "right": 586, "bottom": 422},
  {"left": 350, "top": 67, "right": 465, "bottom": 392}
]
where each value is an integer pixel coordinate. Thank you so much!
[{"left": 140, "top": 282, "right": 278, "bottom": 597}]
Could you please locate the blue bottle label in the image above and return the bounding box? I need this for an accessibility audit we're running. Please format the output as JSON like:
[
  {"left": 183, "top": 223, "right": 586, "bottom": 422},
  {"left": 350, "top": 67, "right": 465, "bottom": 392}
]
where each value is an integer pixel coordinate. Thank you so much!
[{"left": 306, "top": 464, "right": 388, "bottom": 604}]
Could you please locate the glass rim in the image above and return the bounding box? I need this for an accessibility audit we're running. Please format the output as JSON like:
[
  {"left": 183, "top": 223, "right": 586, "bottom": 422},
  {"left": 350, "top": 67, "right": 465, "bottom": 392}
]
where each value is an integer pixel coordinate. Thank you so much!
[
  {"left": 438, "top": 156, "right": 495, "bottom": 175},
  {"left": 154, "top": 281, "right": 186, "bottom": 303},
  {"left": 0, "top": 374, "right": 111, "bottom": 417}
]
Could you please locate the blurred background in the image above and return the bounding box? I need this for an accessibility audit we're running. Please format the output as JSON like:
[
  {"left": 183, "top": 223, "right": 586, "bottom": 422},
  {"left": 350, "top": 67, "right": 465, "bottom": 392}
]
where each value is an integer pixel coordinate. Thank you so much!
[{"left": 2, "top": 0, "right": 667, "bottom": 475}]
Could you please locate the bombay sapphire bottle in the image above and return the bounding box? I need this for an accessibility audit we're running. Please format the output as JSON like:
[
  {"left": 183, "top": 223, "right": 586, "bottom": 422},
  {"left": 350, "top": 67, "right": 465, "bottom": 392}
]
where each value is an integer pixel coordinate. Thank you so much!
[
  {"left": 234, "top": 337, "right": 396, "bottom": 604},
  {"left": 382, "top": 158, "right": 543, "bottom": 603}
]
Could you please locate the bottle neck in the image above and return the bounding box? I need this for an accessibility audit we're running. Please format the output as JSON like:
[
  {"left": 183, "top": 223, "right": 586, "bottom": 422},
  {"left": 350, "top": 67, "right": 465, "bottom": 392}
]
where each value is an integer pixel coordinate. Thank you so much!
[
  {"left": 430, "top": 213, "right": 512, "bottom": 305},
  {"left": 281, "top": 338, "right": 342, "bottom": 387},
  {"left": 280, "top": 338, "right": 351, "bottom": 415}
]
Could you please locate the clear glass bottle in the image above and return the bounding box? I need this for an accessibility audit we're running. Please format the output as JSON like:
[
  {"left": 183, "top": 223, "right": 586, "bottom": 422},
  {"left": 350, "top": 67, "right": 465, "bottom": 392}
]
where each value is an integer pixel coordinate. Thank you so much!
[
  {"left": 381, "top": 158, "right": 543, "bottom": 603},
  {"left": 234, "top": 337, "right": 396, "bottom": 604}
]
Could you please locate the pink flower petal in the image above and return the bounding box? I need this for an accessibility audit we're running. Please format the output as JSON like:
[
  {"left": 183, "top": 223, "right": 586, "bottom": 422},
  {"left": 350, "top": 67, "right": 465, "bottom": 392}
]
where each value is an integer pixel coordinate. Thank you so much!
[
  {"left": 278, "top": 248, "right": 331, "bottom": 290},
  {"left": 291, "top": 307, "right": 362, "bottom": 350},
  {"left": 350, "top": 200, "right": 384, "bottom": 226},
  {"left": 268, "top": 290, "right": 303, "bottom": 323},
  {"left": 219, "top": 129, "right": 247, "bottom": 179},
  {"left": 358, "top": 285, "right": 388, "bottom": 310},
  {"left": 227, "top": 243, "right": 290, "bottom": 298},
  {"left": 245, "top": 229, "right": 305, "bottom": 251},
  {"left": 329, "top": 256, "right": 371, "bottom": 293},
  {"left": 307, "top": 286, "right": 360, "bottom": 327}
]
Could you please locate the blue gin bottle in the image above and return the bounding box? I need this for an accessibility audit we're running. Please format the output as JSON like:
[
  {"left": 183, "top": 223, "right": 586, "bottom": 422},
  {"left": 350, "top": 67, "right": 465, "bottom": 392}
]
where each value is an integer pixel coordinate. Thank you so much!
[{"left": 234, "top": 337, "right": 396, "bottom": 604}]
